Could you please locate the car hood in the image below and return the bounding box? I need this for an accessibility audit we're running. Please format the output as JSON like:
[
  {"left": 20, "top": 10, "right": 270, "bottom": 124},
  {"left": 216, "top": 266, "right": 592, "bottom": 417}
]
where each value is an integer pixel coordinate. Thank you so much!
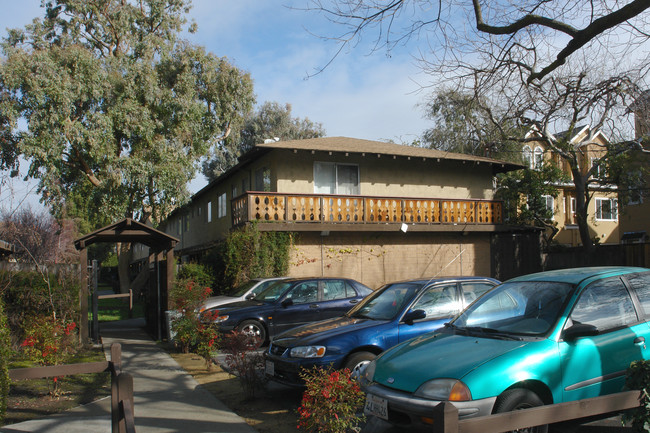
[
  {"left": 373, "top": 330, "right": 529, "bottom": 393},
  {"left": 201, "top": 296, "right": 238, "bottom": 309},
  {"left": 272, "top": 316, "right": 385, "bottom": 346},
  {"left": 213, "top": 299, "right": 267, "bottom": 313}
]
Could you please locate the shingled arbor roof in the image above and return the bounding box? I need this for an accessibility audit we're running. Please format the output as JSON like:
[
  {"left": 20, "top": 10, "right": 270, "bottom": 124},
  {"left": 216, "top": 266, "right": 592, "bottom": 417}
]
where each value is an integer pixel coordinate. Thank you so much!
[
  {"left": 74, "top": 218, "right": 178, "bottom": 342},
  {"left": 74, "top": 218, "right": 178, "bottom": 251}
]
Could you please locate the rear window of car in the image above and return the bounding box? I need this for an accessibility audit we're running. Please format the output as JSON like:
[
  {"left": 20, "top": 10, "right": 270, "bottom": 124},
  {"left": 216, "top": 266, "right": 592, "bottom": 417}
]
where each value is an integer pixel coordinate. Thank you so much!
[{"left": 625, "top": 272, "right": 650, "bottom": 317}]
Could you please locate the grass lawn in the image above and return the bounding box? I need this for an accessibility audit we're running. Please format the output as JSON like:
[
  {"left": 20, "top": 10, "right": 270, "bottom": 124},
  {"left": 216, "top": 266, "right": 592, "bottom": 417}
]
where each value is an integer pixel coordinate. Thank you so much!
[
  {"left": 3, "top": 345, "right": 111, "bottom": 426},
  {"left": 94, "top": 296, "right": 144, "bottom": 322}
]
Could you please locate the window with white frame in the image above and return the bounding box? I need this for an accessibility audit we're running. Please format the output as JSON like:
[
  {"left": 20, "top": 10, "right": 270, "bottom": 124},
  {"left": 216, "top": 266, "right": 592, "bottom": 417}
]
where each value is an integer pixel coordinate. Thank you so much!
[
  {"left": 218, "top": 193, "right": 227, "bottom": 218},
  {"left": 533, "top": 146, "right": 544, "bottom": 169},
  {"left": 590, "top": 157, "right": 606, "bottom": 179},
  {"left": 207, "top": 201, "right": 212, "bottom": 223},
  {"left": 314, "top": 162, "right": 360, "bottom": 195},
  {"left": 542, "top": 195, "right": 554, "bottom": 219},
  {"left": 595, "top": 198, "right": 618, "bottom": 221}
]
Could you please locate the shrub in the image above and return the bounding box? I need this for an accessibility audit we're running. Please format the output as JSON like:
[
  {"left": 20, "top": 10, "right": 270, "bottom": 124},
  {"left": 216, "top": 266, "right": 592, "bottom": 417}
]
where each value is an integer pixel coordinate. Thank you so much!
[
  {"left": 212, "top": 224, "right": 293, "bottom": 292},
  {"left": 221, "top": 331, "right": 266, "bottom": 399},
  {"left": 169, "top": 278, "right": 219, "bottom": 368},
  {"left": 20, "top": 314, "right": 77, "bottom": 396},
  {"left": 0, "top": 269, "right": 79, "bottom": 346},
  {"left": 177, "top": 263, "right": 214, "bottom": 291},
  {"left": 625, "top": 360, "right": 650, "bottom": 432},
  {"left": 0, "top": 298, "right": 10, "bottom": 423},
  {"left": 297, "top": 367, "right": 366, "bottom": 433}
]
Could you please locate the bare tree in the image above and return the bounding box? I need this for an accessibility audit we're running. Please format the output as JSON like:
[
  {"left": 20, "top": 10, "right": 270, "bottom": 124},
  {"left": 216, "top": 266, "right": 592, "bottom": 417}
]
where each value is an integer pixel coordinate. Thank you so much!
[{"left": 308, "top": 0, "right": 650, "bottom": 83}]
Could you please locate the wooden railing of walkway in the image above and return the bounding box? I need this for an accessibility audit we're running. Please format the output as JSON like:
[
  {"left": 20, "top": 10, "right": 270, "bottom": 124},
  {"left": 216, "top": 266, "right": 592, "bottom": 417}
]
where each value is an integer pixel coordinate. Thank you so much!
[
  {"left": 430, "top": 390, "right": 640, "bottom": 433},
  {"left": 9, "top": 342, "right": 135, "bottom": 433},
  {"left": 232, "top": 192, "right": 503, "bottom": 227}
]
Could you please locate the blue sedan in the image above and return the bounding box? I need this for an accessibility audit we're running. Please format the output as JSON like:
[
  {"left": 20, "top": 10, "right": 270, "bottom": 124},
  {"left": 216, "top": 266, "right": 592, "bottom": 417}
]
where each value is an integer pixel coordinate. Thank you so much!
[
  {"left": 203, "top": 277, "right": 372, "bottom": 346},
  {"left": 264, "top": 276, "right": 499, "bottom": 386}
]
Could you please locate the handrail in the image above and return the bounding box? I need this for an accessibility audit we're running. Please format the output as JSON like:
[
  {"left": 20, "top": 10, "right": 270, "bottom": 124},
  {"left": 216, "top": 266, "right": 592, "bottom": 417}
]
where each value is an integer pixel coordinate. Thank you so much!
[
  {"left": 8, "top": 342, "right": 135, "bottom": 433},
  {"left": 232, "top": 192, "right": 504, "bottom": 227},
  {"left": 431, "top": 390, "right": 640, "bottom": 433}
]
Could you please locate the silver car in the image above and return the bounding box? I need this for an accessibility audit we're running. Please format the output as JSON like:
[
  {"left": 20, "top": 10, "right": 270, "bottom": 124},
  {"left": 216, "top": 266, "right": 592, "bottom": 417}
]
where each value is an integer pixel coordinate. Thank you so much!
[{"left": 199, "top": 277, "right": 289, "bottom": 313}]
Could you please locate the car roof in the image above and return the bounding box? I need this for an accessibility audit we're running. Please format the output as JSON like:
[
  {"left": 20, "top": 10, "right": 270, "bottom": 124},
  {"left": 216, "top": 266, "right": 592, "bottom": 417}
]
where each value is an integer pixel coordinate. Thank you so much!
[
  {"left": 383, "top": 276, "right": 499, "bottom": 285},
  {"left": 507, "top": 266, "right": 649, "bottom": 285}
]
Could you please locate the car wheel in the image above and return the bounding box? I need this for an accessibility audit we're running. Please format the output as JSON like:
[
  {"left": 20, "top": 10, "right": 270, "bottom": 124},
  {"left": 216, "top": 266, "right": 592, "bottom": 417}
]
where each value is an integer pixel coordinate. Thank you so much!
[
  {"left": 236, "top": 320, "right": 266, "bottom": 347},
  {"left": 493, "top": 388, "right": 548, "bottom": 433},
  {"left": 344, "top": 351, "right": 376, "bottom": 378}
]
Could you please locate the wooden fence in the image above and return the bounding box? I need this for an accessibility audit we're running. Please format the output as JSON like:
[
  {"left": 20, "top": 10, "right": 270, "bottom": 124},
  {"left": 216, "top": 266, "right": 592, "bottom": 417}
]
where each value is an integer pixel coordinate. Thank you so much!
[
  {"left": 9, "top": 343, "right": 135, "bottom": 433},
  {"left": 431, "top": 390, "right": 640, "bottom": 433}
]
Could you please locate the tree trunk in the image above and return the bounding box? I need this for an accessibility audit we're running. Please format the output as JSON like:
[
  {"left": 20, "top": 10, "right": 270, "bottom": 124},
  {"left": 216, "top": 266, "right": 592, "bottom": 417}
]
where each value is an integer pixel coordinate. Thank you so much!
[
  {"left": 117, "top": 242, "right": 132, "bottom": 294},
  {"left": 571, "top": 170, "right": 595, "bottom": 254}
]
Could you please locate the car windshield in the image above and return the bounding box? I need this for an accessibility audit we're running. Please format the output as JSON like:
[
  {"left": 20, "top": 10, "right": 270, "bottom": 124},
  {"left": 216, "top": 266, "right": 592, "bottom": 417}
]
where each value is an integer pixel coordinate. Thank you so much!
[
  {"left": 254, "top": 281, "right": 293, "bottom": 302},
  {"left": 451, "top": 281, "right": 574, "bottom": 337},
  {"left": 226, "top": 280, "right": 258, "bottom": 297},
  {"left": 348, "top": 282, "right": 423, "bottom": 320}
]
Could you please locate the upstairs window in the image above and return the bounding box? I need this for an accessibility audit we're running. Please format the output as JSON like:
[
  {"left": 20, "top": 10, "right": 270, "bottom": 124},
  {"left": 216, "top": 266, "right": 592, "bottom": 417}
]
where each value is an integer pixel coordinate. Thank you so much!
[
  {"left": 314, "top": 162, "right": 359, "bottom": 195},
  {"left": 255, "top": 167, "right": 271, "bottom": 192},
  {"left": 533, "top": 146, "right": 544, "bottom": 169},
  {"left": 218, "top": 193, "right": 227, "bottom": 218},
  {"left": 541, "top": 195, "right": 554, "bottom": 220},
  {"left": 595, "top": 198, "right": 618, "bottom": 221},
  {"left": 522, "top": 146, "right": 533, "bottom": 168}
]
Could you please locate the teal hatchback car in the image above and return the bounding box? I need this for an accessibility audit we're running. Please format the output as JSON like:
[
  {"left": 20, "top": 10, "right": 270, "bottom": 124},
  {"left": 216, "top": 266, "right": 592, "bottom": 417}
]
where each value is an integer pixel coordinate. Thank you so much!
[{"left": 361, "top": 267, "right": 650, "bottom": 431}]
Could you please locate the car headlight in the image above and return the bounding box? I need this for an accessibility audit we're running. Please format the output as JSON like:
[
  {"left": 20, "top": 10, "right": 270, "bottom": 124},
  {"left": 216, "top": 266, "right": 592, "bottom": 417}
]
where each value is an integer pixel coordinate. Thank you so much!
[
  {"left": 361, "top": 360, "right": 376, "bottom": 384},
  {"left": 414, "top": 379, "right": 471, "bottom": 402},
  {"left": 212, "top": 314, "right": 229, "bottom": 323},
  {"left": 290, "top": 346, "right": 326, "bottom": 358}
]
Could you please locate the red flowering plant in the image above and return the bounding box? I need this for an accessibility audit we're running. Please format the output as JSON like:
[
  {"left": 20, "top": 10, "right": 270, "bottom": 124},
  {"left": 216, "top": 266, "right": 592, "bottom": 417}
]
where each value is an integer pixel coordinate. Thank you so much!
[
  {"left": 169, "top": 278, "right": 218, "bottom": 366},
  {"left": 221, "top": 330, "right": 266, "bottom": 399},
  {"left": 297, "top": 366, "right": 366, "bottom": 433},
  {"left": 21, "top": 314, "right": 77, "bottom": 396}
]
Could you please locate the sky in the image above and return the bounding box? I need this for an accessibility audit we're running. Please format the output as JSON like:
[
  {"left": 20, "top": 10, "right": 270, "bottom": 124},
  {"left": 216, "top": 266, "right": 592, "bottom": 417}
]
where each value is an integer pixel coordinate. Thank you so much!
[{"left": 0, "top": 0, "right": 434, "bottom": 209}]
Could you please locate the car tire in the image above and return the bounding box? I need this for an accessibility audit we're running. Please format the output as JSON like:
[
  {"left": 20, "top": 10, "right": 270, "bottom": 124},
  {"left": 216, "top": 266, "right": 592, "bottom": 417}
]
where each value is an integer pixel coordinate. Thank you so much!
[
  {"left": 343, "top": 351, "right": 376, "bottom": 376},
  {"left": 236, "top": 320, "right": 266, "bottom": 347},
  {"left": 493, "top": 388, "right": 548, "bottom": 433}
]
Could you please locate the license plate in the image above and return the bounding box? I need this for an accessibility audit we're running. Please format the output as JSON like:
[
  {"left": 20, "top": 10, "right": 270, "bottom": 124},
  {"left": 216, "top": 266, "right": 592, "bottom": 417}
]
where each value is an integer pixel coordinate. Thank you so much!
[
  {"left": 265, "top": 360, "right": 274, "bottom": 376},
  {"left": 364, "top": 393, "right": 388, "bottom": 420}
]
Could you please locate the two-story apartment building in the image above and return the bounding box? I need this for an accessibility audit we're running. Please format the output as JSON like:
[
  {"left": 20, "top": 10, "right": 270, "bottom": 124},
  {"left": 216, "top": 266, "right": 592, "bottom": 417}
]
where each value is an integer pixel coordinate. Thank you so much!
[
  {"left": 159, "top": 137, "right": 530, "bottom": 288},
  {"left": 521, "top": 126, "right": 620, "bottom": 247}
]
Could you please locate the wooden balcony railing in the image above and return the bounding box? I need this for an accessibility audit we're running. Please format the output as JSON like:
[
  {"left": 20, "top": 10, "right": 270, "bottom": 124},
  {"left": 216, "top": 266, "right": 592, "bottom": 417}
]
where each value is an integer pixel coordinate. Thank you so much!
[{"left": 232, "top": 192, "right": 503, "bottom": 227}]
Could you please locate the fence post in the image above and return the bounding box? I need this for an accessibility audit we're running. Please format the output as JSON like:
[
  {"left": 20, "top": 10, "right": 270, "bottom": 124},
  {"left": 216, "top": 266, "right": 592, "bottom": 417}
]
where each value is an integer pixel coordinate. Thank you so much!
[
  {"left": 117, "top": 372, "right": 135, "bottom": 433},
  {"left": 111, "top": 343, "right": 122, "bottom": 433},
  {"left": 128, "top": 289, "right": 133, "bottom": 319},
  {"left": 431, "top": 401, "right": 458, "bottom": 433}
]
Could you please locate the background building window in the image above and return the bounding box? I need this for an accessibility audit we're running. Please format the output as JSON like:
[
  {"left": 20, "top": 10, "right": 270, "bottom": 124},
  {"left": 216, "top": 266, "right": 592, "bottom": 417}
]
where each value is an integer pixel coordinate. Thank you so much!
[
  {"left": 314, "top": 162, "right": 360, "bottom": 195},
  {"left": 218, "top": 193, "right": 227, "bottom": 218},
  {"left": 207, "top": 201, "right": 212, "bottom": 223},
  {"left": 533, "top": 146, "right": 544, "bottom": 169},
  {"left": 541, "top": 195, "right": 554, "bottom": 220},
  {"left": 595, "top": 198, "right": 618, "bottom": 221},
  {"left": 522, "top": 145, "right": 532, "bottom": 168},
  {"left": 255, "top": 167, "right": 271, "bottom": 191}
]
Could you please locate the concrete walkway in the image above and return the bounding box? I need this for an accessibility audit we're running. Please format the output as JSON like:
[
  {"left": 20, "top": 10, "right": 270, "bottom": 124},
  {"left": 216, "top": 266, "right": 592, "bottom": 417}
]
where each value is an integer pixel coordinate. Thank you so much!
[{"left": 1, "top": 318, "right": 257, "bottom": 433}]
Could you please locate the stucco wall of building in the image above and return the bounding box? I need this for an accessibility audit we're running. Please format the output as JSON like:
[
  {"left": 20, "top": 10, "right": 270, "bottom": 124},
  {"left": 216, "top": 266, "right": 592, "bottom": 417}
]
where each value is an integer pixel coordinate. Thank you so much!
[{"left": 286, "top": 231, "right": 492, "bottom": 289}]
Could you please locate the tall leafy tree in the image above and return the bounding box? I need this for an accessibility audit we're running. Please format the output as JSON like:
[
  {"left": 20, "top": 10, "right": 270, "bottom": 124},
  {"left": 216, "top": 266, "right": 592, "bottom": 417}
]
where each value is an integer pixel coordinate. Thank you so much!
[
  {"left": 0, "top": 0, "right": 255, "bottom": 227},
  {"left": 203, "top": 101, "right": 325, "bottom": 181}
]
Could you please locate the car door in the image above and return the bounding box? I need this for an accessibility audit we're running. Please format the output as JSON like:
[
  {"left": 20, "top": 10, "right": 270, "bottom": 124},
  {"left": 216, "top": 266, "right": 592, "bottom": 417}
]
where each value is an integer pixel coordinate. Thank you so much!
[
  {"left": 559, "top": 276, "right": 649, "bottom": 402},
  {"left": 460, "top": 281, "right": 498, "bottom": 308},
  {"left": 319, "top": 279, "right": 362, "bottom": 320},
  {"left": 269, "top": 280, "right": 320, "bottom": 336},
  {"left": 397, "top": 282, "right": 462, "bottom": 343}
]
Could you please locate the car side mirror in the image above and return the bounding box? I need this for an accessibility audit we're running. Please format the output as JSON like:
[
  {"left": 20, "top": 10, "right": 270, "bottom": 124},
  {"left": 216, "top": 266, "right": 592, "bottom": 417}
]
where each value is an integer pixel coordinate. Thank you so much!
[
  {"left": 281, "top": 298, "right": 294, "bottom": 308},
  {"left": 402, "top": 309, "right": 426, "bottom": 325},
  {"left": 245, "top": 293, "right": 255, "bottom": 300},
  {"left": 562, "top": 323, "right": 599, "bottom": 341}
]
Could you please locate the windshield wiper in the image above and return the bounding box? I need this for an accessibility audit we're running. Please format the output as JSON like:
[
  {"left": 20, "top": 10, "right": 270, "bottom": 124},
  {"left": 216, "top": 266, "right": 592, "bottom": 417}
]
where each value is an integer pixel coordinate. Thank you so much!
[{"left": 461, "top": 326, "right": 522, "bottom": 341}]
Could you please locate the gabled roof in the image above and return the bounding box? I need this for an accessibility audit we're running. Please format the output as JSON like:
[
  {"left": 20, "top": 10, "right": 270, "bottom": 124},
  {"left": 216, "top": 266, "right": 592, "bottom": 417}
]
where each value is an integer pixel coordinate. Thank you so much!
[
  {"left": 187, "top": 136, "right": 523, "bottom": 206},
  {"left": 74, "top": 218, "right": 178, "bottom": 251},
  {"left": 256, "top": 136, "right": 521, "bottom": 171}
]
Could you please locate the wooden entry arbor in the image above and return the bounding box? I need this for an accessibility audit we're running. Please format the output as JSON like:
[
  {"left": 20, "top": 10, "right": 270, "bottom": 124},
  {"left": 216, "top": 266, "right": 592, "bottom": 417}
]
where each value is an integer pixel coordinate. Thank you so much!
[{"left": 74, "top": 218, "right": 178, "bottom": 342}]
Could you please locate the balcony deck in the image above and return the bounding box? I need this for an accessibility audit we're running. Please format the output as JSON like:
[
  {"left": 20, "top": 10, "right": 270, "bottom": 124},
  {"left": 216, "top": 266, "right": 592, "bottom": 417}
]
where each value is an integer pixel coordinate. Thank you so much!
[{"left": 232, "top": 192, "right": 504, "bottom": 232}]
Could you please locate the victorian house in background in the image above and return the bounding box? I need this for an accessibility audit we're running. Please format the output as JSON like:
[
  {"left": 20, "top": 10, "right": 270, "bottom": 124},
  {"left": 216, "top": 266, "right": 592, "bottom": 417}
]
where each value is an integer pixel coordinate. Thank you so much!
[{"left": 522, "top": 125, "right": 620, "bottom": 247}]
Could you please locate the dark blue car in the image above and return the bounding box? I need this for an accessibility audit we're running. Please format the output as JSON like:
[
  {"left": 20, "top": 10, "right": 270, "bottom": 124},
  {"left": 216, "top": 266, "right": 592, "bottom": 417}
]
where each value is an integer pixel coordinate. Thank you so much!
[
  {"left": 204, "top": 277, "right": 372, "bottom": 346},
  {"left": 264, "top": 276, "right": 499, "bottom": 386}
]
